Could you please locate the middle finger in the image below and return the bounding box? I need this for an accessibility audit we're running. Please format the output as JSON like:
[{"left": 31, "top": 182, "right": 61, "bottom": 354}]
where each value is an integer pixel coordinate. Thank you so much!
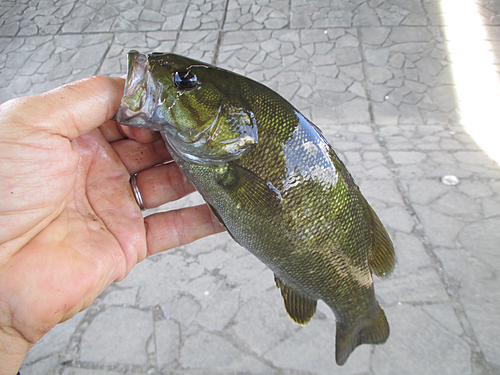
[{"left": 112, "top": 137, "right": 171, "bottom": 174}]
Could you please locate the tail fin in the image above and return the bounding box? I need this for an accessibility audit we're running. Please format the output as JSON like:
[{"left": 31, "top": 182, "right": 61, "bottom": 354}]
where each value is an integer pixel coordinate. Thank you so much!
[{"left": 335, "top": 305, "right": 390, "bottom": 365}]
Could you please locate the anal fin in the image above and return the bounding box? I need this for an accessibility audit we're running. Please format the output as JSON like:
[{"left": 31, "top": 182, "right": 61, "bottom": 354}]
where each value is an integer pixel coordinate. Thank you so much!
[{"left": 275, "top": 275, "right": 317, "bottom": 326}]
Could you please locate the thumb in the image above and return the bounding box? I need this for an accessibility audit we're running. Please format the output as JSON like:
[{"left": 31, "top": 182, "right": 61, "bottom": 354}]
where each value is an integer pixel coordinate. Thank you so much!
[{"left": 1, "top": 76, "right": 125, "bottom": 140}]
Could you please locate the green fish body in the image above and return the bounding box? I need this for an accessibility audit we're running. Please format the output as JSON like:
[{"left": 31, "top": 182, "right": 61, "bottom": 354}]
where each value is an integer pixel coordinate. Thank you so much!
[{"left": 116, "top": 51, "right": 396, "bottom": 365}]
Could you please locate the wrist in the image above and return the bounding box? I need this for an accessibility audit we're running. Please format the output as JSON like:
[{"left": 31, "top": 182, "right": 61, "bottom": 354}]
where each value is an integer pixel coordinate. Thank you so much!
[{"left": 0, "top": 327, "right": 31, "bottom": 375}]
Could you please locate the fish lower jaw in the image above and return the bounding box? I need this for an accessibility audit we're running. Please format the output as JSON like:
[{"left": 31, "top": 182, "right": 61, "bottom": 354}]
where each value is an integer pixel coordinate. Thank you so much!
[
  {"left": 116, "top": 103, "right": 152, "bottom": 128},
  {"left": 117, "top": 50, "right": 165, "bottom": 130}
]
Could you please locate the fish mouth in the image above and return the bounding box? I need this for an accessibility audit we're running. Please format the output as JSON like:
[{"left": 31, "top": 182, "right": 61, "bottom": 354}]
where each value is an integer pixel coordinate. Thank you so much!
[{"left": 115, "top": 50, "right": 164, "bottom": 130}]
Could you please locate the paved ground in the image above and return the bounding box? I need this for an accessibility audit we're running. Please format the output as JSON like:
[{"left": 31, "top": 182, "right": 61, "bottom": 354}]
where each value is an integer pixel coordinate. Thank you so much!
[{"left": 2, "top": 0, "right": 500, "bottom": 374}]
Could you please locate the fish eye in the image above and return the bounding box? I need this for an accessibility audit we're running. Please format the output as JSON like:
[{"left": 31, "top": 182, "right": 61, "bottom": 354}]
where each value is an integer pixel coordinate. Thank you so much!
[{"left": 173, "top": 70, "right": 198, "bottom": 91}]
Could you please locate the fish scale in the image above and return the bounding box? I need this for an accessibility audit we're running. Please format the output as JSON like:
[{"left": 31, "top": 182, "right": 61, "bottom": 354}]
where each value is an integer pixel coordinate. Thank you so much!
[{"left": 116, "top": 51, "right": 396, "bottom": 366}]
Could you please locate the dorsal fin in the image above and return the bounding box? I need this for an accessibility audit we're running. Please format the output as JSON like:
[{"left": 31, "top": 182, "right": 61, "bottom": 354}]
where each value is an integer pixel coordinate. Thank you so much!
[
  {"left": 362, "top": 197, "right": 396, "bottom": 279},
  {"left": 275, "top": 275, "right": 317, "bottom": 326}
]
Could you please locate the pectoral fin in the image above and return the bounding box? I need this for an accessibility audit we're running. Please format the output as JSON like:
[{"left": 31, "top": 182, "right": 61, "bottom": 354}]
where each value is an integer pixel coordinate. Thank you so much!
[
  {"left": 207, "top": 163, "right": 282, "bottom": 244},
  {"left": 213, "top": 162, "right": 282, "bottom": 212},
  {"left": 275, "top": 275, "right": 317, "bottom": 326}
]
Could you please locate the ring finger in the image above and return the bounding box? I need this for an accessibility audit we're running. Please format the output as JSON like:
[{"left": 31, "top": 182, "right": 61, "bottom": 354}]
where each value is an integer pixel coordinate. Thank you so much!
[{"left": 132, "top": 162, "right": 196, "bottom": 210}]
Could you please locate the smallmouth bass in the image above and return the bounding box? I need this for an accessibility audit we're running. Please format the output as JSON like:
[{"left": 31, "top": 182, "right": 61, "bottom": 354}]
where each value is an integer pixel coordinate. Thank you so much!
[{"left": 116, "top": 51, "right": 396, "bottom": 365}]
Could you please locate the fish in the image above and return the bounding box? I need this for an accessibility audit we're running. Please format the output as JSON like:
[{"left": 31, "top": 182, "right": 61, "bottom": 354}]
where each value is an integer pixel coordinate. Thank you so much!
[{"left": 115, "top": 51, "right": 396, "bottom": 365}]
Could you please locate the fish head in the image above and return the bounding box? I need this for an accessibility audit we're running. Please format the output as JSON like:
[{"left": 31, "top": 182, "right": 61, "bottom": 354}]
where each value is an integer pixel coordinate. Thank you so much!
[{"left": 116, "top": 51, "right": 258, "bottom": 165}]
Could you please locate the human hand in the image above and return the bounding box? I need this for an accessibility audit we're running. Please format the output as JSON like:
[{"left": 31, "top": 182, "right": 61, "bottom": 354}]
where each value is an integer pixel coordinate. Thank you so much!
[{"left": 0, "top": 76, "right": 224, "bottom": 375}]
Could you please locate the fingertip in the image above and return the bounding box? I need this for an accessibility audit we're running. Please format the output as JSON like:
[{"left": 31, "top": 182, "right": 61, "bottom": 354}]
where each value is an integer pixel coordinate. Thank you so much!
[
  {"left": 120, "top": 125, "right": 161, "bottom": 143},
  {"left": 99, "top": 120, "right": 125, "bottom": 142}
]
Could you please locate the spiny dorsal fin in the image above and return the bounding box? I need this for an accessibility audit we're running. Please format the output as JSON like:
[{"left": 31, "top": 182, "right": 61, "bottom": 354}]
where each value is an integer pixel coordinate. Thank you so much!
[
  {"left": 361, "top": 197, "right": 396, "bottom": 279},
  {"left": 275, "top": 275, "right": 317, "bottom": 326}
]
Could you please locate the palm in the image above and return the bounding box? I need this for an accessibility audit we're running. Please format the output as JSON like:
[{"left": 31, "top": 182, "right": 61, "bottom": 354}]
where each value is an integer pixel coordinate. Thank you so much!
[{"left": 2, "top": 126, "right": 144, "bottom": 345}]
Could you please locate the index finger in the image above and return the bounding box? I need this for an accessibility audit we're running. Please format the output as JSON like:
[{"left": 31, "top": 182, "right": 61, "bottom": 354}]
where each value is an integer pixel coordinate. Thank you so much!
[
  {"left": 99, "top": 120, "right": 161, "bottom": 144},
  {"left": 1, "top": 76, "right": 125, "bottom": 140}
]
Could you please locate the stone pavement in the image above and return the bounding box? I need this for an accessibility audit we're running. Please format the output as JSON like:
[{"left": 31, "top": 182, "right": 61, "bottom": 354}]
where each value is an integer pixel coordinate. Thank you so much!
[{"left": 2, "top": 0, "right": 500, "bottom": 374}]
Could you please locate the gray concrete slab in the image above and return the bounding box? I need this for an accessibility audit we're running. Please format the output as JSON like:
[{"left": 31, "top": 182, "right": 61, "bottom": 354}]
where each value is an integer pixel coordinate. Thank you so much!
[{"left": 2, "top": 0, "right": 499, "bottom": 374}]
